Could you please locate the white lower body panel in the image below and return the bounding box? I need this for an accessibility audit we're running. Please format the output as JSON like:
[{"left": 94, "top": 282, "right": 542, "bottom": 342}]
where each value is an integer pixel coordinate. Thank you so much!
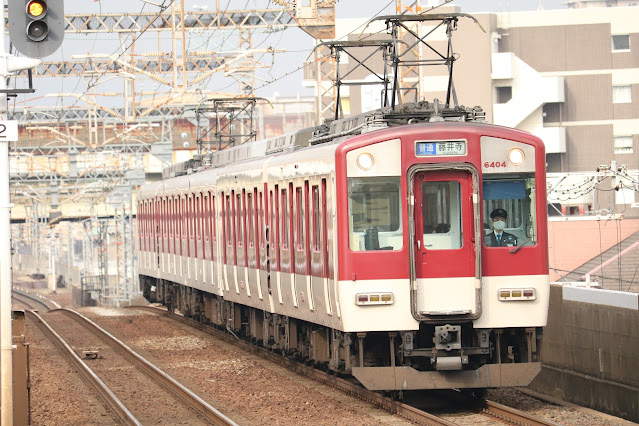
[
  {"left": 338, "top": 279, "right": 418, "bottom": 332},
  {"left": 416, "top": 276, "right": 478, "bottom": 316},
  {"left": 474, "top": 274, "right": 549, "bottom": 328}
]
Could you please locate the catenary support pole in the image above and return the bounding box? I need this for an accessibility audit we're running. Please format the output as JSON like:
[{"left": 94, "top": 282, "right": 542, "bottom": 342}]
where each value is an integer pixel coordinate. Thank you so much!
[{"left": 0, "top": 2, "right": 14, "bottom": 422}]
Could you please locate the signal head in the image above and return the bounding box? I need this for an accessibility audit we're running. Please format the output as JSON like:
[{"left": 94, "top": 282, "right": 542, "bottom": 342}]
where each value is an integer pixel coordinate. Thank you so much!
[{"left": 9, "top": 0, "right": 64, "bottom": 58}]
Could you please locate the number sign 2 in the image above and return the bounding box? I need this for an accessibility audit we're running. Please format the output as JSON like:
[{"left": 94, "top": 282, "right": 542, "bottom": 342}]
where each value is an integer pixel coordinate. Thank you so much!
[{"left": 0, "top": 121, "right": 18, "bottom": 142}]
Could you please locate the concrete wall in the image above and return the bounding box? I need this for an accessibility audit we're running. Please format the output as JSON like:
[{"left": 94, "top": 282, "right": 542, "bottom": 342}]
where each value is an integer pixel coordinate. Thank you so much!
[
  {"left": 12, "top": 254, "right": 82, "bottom": 289},
  {"left": 530, "top": 284, "right": 639, "bottom": 421}
]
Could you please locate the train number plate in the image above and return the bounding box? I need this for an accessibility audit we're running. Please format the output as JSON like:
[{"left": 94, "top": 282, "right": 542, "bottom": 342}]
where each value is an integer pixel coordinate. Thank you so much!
[{"left": 415, "top": 140, "right": 466, "bottom": 156}]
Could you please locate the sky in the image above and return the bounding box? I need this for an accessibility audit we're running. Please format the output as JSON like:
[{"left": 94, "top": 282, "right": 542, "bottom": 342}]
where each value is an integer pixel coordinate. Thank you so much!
[{"left": 9, "top": 0, "right": 569, "bottom": 109}]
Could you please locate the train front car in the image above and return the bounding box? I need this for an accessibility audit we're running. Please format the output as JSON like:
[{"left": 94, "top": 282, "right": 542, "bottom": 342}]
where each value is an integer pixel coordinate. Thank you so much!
[{"left": 336, "top": 121, "right": 549, "bottom": 391}]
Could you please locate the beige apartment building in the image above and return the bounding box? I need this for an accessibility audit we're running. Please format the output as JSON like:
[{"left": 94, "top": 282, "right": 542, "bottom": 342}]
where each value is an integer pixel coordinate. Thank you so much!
[{"left": 304, "top": 6, "right": 639, "bottom": 214}]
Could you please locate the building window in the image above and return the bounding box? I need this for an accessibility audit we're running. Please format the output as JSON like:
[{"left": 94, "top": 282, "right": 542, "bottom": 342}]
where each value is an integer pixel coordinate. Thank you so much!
[
  {"left": 612, "top": 34, "right": 630, "bottom": 51},
  {"left": 612, "top": 85, "right": 632, "bottom": 104},
  {"left": 614, "top": 136, "right": 633, "bottom": 154},
  {"left": 495, "top": 86, "right": 512, "bottom": 104}
]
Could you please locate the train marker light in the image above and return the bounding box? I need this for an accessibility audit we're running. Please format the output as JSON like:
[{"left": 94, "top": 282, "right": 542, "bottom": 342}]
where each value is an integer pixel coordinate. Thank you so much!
[
  {"left": 498, "top": 288, "right": 536, "bottom": 301},
  {"left": 508, "top": 148, "right": 525, "bottom": 166},
  {"left": 355, "top": 292, "right": 394, "bottom": 306}
]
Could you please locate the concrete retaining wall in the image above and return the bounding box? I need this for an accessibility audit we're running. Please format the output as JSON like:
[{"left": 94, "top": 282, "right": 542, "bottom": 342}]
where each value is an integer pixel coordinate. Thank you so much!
[
  {"left": 12, "top": 254, "right": 82, "bottom": 289},
  {"left": 530, "top": 284, "right": 639, "bottom": 421}
]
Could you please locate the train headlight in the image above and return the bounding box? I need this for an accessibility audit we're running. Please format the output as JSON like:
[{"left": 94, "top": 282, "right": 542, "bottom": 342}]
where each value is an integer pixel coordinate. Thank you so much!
[
  {"left": 356, "top": 153, "right": 375, "bottom": 171},
  {"left": 498, "top": 288, "right": 536, "bottom": 301},
  {"left": 508, "top": 148, "right": 525, "bottom": 166}
]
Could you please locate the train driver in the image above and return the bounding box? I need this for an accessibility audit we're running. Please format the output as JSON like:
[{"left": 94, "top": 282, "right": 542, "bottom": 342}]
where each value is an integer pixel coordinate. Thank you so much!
[{"left": 486, "top": 208, "right": 517, "bottom": 247}]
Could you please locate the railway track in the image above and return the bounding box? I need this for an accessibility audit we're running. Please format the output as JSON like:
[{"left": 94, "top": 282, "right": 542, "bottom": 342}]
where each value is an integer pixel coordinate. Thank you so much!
[
  {"left": 11, "top": 288, "right": 58, "bottom": 311},
  {"left": 130, "top": 305, "right": 558, "bottom": 426},
  {"left": 28, "top": 308, "right": 236, "bottom": 425},
  {"left": 481, "top": 399, "right": 560, "bottom": 425}
]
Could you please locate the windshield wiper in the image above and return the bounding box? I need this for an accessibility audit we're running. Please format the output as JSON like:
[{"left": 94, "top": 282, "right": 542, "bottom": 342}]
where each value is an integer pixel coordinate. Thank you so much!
[{"left": 509, "top": 238, "right": 531, "bottom": 254}]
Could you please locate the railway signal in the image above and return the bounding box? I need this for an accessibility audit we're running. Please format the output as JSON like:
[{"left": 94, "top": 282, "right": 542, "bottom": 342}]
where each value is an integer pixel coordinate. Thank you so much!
[{"left": 8, "top": 0, "right": 65, "bottom": 58}]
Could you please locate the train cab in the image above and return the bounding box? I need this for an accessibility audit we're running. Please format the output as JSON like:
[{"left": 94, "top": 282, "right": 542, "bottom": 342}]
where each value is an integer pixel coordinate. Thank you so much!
[{"left": 335, "top": 121, "right": 549, "bottom": 390}]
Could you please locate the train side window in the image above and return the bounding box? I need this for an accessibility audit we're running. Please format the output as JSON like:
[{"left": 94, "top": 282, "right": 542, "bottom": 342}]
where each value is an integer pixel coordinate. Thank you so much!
[
  {"left": 152, "top": 201, "right": 156, "bottom": 252},
  {"left": 188, "top": 196, "right": 193, "bottom": 241},
  {"left": 147, "top": 202, "right": 151, "bottom": 252},
  {"left": 248, "top": 192, "right": 255, "bottom": 248},
  {"left": 144, "top": 202, "right": 148, "bottom": 251},
  {"left": 296, "top": 187, "right": 304, "bottom": 249},
  {"left": 259, "top": 191, "right": 264, "bottom": 249},
  {"left": 210, "top": 193, "right": 216, "bottom": 261},
  {"left": 348, "top": 176, "right": 403, "bottom": 251},
  {"left": 140, "top": 202, "right": 144, "bottom": 251},
  {"left": 138, "top": 202, "right": 143, "bottom": 248},
  {"left": 168, "top": 198, "right": 173, "bottom": 253},
  {"left": 138, "top": 202, "right": 142, "bottom": 247},
  {"left": 321, "top": 178, "right": 329, "bottom": 278},
  {"left": 174, "top": 197, "right": 178, "bottom": 246},
  {"left": 146, "top": 201, "right": 150, "bottom": 251},
  {"left": 182, "top": 197, "right": 188, "bottom": 257},
  {"left": 174, "top": 197, "right": 178, "bottom": 252},
  {"left": 197, "top": 194, "right": 202, "bottom": 243},
  {"left": 269, "top": 190, "right": 275, "bottom": 246},
  {"left": 151, "top": 201, "right": 155, "bottom": 249},
  {"left": 162, "top": 198, "right": 166, "bottom": 239},
  {"left": 225, "top": 195, "right": 232, "bottom": 246},
  {"left": 483, "top": 175, "right": 537, "bottom": 248},
  {"left": 161, "top": 198, "right": 166, "bottom": 253},
  {"left": 192, "top": 195, "right": 198, "bottom": 258},
  {"left": 199, "top": 194, "right": 204, "bottom": 241},
  {"left": 274, "top": 186, "right": 280, "bottom": 270},
  {"left": 236, "top": 193, "right": 244, "bottom": 247},
  {"left": 222, "top": 194, "right": 228, "bottom": 263},
  {"left": 281, "top": 188, "right": 289, "bottom": 248},
  {"left": 168, "top": 198, "right": 172, "bottom": 250},
  {"left": 173, "top": 197, "right": 178, "bottom": 255},
  {"left": 203, "top": 193, "right": 209, "bottom": 259},
  {"left": 312, "top": 185, "right": 320, "bottom": 252}
]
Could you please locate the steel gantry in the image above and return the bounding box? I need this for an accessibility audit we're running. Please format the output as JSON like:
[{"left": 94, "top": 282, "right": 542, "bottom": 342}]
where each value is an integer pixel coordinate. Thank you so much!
[{"left": 8, "top": 1, "right": 337, "bottom": 306}]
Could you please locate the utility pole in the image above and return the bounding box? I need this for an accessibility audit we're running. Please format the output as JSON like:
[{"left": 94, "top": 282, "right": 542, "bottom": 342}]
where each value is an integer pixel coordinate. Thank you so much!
[
  {"left": 3, "top": 0, "right": 62, "bottom": 420},
  {"left": 1, "top": 12, "right": 14, "bottom": 421}
]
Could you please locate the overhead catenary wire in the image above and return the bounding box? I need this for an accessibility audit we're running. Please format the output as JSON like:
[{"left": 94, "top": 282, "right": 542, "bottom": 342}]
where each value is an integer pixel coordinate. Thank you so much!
[{"left": 66, "top": 0, "right": 176, "bottom": 112}]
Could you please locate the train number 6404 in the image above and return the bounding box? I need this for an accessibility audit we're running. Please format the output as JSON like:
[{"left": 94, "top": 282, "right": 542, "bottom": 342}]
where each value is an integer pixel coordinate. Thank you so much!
[{"left": 484, "top": 161, "right": 506, "bottom": 168}]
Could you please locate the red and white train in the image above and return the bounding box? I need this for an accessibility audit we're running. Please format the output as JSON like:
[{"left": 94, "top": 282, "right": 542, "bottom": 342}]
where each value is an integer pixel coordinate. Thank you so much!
[{"left": 137, "top": 101, "right": 549, "bottom": 391}]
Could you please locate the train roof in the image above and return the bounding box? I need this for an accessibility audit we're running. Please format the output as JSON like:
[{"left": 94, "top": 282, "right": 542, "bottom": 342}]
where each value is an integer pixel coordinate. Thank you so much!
[{"left": 160, "top": 100, "right": 487, "bottom": 181}]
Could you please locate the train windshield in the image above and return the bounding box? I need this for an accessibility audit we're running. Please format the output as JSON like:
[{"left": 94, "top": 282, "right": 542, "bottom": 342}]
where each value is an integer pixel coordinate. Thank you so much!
[
  {"left": 348, "top": 176, "right": 403, "bottom": 251},
  {"left": 482, "top": 174, "right": 538, "bottom": 248}
]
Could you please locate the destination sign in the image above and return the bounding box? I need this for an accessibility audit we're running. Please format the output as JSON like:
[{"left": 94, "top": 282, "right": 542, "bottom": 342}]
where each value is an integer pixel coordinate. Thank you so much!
[{"left": 415, "top": 140, "right": 466, "bottom": 156}]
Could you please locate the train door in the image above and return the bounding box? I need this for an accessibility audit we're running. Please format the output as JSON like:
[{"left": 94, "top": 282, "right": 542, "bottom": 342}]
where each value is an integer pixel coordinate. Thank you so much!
[{"left": 410, "top": 167, "right": 481, "bottom": 319}]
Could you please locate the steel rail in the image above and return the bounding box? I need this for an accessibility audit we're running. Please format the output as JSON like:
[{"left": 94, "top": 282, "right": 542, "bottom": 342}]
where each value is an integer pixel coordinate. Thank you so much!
[
  {"left": 24, "top": 310, "right": 141, "bottom": 426},
  {"left": 11, "top": 294, "right": 38, "bottom": 311},
  {"left": 11, "top": 289, "right": 59, "bottom": 311},
  {"left": 130, "top": 305, "right": 455, "bottom": 426},
  {"left": 482, "top": 400, "right": 561, "bottom": 426},
  {"left": 53, "top": 308, "right": 236, "bottom": 426}
]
